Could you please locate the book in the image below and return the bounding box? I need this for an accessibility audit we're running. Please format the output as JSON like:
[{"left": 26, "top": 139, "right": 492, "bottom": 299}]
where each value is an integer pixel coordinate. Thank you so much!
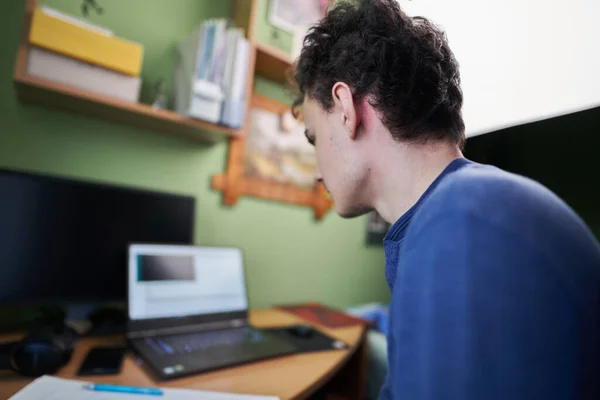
[
  {"left": 175, "top": 19, "right": 249, "bottom": 126},
  {"left": 29, "top": 7, "right": 143, "bottom": 76},
  {"left": 277, "top": 303, "right": 367, "bottom": 328}
]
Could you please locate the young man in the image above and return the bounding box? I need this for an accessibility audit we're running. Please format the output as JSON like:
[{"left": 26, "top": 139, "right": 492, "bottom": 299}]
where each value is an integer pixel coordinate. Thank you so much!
[{"left": 293, "top": 0, "right": 600, "bottom": 398}]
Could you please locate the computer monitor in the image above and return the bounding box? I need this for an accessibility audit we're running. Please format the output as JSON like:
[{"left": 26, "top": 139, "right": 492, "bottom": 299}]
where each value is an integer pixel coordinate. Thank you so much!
[{"left": 0, "top": 168, "right": 195, "bottom": 303}]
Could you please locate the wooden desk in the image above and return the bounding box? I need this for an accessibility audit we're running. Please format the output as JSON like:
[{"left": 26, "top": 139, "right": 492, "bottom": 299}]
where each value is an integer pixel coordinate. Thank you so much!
[{"left": 0, "top": 309, "right": 367, "bottom": 400}]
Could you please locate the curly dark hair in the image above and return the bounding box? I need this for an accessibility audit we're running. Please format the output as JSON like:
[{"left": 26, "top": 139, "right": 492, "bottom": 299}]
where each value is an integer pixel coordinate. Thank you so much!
[{"left": 293, "top": 0, "right": 465, "bottom": 149}]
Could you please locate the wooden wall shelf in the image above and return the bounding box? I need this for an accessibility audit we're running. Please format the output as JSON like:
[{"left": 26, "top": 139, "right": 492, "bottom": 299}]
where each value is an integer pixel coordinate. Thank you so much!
[
  {"left": 13, "top": 0, "right": 294, "bottom": 144},
  {"left": 14, "top": 73, "right": 236, "bottom": 144},
  {"left": 13, "top": 0, "right": 237, "bottom": 144},
  {"left": 255, "top": 42, "right": 294, "bottom": 85},
  {"left": 232, "top": 0, "right": 294, "bottom": 85}
]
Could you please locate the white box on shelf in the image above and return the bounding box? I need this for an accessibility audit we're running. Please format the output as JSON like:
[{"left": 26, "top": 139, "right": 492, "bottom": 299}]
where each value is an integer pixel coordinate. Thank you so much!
[
  {"left": 174, "top": 24, "right": 225, "bottom": 123},
  {"left": 188, "top": 79, "right": 225, "bottom": 123},
  {"left": 26, "top": 46, "right": 141, "bottom": 103}
]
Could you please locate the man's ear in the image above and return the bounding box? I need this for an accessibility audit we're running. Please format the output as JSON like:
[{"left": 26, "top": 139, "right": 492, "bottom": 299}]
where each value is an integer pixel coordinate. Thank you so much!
[{"left": 332, "top": 82, "right": 359, "bottom": 140}]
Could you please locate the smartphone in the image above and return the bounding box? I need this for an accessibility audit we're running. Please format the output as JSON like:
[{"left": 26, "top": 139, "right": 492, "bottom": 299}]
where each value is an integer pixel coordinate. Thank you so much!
[{"left": 77, "top": 346, "right": 126, "bottom": 376}]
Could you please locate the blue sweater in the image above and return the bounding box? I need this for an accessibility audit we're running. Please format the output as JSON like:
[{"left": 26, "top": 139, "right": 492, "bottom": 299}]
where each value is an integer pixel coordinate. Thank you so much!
[{"left": 380, "top": 158, "right": 600, "bottom": 399}]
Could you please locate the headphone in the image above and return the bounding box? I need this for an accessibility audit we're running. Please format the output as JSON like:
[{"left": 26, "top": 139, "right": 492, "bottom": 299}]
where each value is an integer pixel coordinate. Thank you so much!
[{"left": 0, "top": 325, "right": 77, "bottom": 377}]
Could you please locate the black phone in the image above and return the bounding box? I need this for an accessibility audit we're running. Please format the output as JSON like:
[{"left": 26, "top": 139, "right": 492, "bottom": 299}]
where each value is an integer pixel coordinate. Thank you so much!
[{"left": 77, "top": 346, "right": 126, "bottom": 376}]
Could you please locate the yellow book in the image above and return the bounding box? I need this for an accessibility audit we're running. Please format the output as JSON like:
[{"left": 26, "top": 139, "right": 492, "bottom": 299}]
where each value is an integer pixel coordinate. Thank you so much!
[{"left": 29, "top": 8, "right": 143, "bottom": 76}]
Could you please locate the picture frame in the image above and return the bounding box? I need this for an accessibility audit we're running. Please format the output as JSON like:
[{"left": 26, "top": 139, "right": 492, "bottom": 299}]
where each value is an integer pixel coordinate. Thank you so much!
[
  {"left": 268, "top": 0, "right": 327, "bottom": 33},
  {"left": 212, "top": 93, "right": 333, "bottom": 220}
]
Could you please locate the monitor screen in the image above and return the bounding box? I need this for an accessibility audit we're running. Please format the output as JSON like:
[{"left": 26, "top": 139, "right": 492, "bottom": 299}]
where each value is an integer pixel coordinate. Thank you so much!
[
  {"left": 128, "top": 245, "right": 248, "bottom": 321},
  {"left": 0, "top": 169, "right": 195, "bottom": 303}
]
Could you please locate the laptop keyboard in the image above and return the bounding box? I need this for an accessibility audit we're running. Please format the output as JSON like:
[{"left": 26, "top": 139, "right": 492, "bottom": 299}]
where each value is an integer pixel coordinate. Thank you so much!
[{"left": 144, "top": 327, "right": 267, "bottom": 356}]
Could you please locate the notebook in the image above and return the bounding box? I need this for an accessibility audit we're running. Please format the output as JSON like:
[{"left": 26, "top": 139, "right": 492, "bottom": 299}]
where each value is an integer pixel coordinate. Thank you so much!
[{"left": 10, "top": 376, "right": 279, "bottom": 400}]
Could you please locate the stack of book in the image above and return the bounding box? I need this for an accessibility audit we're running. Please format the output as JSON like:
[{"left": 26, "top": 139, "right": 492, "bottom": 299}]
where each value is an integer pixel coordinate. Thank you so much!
[
  {"left": 174, "top": 19, "right": 251, "bottom": 128},
  {"left": 25, "top": 6, "right": 144, "bottom": 103}
]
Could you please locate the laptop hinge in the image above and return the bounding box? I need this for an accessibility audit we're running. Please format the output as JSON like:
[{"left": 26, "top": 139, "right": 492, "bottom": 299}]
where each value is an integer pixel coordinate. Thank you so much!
[{"left": 126, "top": 318, "right": 249, "bottom": 339}]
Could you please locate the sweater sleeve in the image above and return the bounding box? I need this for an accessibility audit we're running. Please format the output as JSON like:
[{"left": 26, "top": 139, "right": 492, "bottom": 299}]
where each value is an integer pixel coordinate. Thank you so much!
[{"left": 383, "top": 210, "right": 586, "bottom": 400}]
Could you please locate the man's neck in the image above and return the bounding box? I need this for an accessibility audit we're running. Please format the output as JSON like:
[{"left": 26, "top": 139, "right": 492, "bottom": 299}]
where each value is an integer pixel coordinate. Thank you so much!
[{"left": 372, "top": 141, "right": 463, "bottom": 224}]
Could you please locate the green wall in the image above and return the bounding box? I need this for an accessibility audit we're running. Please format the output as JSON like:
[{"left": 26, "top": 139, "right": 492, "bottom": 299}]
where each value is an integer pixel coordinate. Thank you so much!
[{"left": 0, "top": 0, "right": 389, "bottom": 310}]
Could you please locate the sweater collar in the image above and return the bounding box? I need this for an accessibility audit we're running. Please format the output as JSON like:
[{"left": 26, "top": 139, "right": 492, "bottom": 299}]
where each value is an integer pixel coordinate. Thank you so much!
[{"left": 383, "top": 157, "right": 470, "bottom": 242}]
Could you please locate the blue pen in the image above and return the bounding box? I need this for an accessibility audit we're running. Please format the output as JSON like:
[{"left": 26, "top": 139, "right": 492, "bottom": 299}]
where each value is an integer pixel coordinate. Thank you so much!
[{"left": 84, "top": 383, "right": 163, "bottom": 396}]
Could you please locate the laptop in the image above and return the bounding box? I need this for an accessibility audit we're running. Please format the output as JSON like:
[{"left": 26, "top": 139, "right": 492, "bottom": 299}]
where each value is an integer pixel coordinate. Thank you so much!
[{"left": 126, "top": 244, "right": 298, "bottom": 380}]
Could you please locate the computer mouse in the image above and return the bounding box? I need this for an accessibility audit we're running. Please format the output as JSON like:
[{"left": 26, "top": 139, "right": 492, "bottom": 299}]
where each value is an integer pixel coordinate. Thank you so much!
[{"left": 288, "top": 324, "right": 314, "bottom": 338}]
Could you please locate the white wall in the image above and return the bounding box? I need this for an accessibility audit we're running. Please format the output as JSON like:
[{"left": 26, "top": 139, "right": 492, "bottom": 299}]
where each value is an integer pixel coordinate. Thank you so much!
[{"left": 398, "top": 0, "right": 600, "bottom": 137}]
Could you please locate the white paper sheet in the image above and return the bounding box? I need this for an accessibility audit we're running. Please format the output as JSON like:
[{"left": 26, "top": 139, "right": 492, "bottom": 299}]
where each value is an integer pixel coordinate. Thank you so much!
[{"left": 10, "top": 376, "right": 280, "bottom": 400}]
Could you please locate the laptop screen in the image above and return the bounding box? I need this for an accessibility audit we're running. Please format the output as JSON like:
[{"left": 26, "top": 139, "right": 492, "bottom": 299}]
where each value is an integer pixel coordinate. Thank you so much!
[{"left": 128, "top": 245, "right": 248, "bottom": 321}]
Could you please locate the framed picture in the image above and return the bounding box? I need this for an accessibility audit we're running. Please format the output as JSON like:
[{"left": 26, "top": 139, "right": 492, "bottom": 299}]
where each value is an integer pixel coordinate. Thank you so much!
[
  {"left": 212, "top": 94, "right": 333, "bottom": 220},
  {"left": 268, "top": 0, "right": 328, "bottom": 33},
  {"left": 244, "top": 98, "right": 315, "bottom": 188}
]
